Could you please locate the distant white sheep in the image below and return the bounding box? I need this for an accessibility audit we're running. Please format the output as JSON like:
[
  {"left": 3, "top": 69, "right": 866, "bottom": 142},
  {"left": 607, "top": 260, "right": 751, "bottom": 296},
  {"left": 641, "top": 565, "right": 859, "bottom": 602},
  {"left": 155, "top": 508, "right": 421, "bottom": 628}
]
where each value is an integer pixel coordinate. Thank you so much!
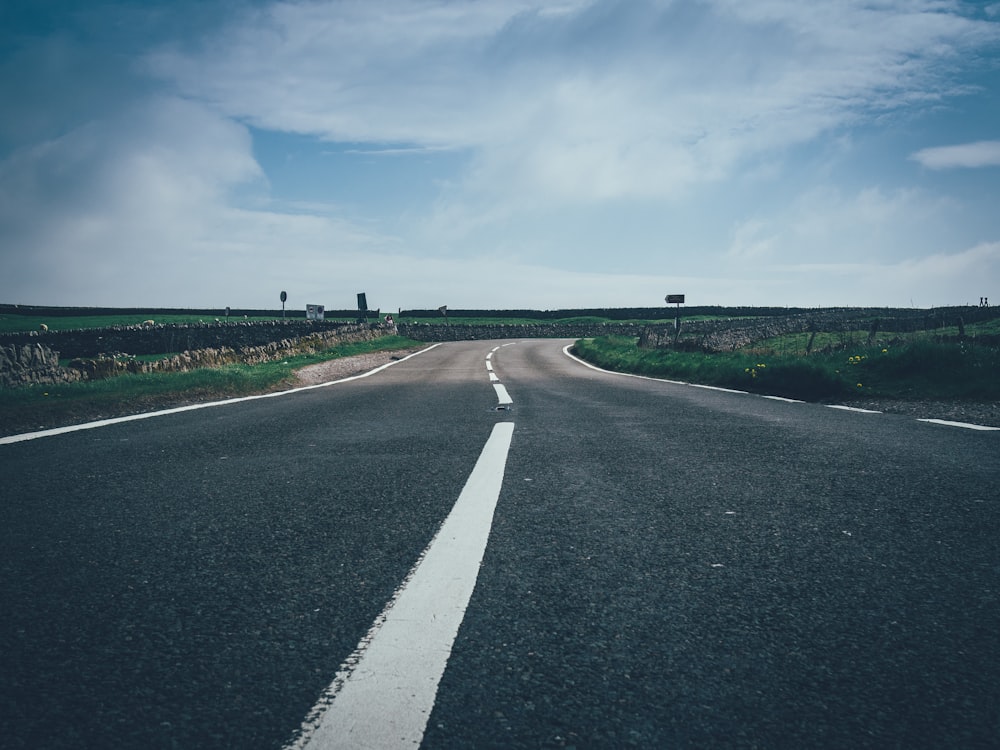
[
  {"left": 39, "top": 323, "right": 48, "bottom": 332},
  {"left": 142, "top": 320, "right": 155, "bottom": 327}
]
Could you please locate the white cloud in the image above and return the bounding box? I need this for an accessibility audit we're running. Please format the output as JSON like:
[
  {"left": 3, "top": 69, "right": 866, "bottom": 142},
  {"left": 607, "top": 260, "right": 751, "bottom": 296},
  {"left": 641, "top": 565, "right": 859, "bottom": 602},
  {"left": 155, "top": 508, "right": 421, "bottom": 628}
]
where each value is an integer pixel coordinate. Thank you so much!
[
  {"left": 727, "top": 185, "right": 951, "bottom": 265},
  {"left": 781, "top": 241, "right": 1000, "bottom": 307},
  {"left": 147, "top": 0, "right": 1000, "bottom": 208},
  {"left": 3, "top": 1, "right": 999, "bottom": 310},
  {"left": 0, "top": 96, "right": 400, "bottom": 307},
  {"left": 910, "top": 140, "right": 1000, "bottom": 169}
]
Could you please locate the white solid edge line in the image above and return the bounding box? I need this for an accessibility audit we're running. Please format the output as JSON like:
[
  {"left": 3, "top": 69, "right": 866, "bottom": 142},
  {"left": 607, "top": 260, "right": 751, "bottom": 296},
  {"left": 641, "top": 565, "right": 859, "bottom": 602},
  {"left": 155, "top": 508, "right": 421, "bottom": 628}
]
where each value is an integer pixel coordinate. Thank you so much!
[
  {"left": 561, "top": 345, "right": 688, "bottom": 385},
  {"left": 0, "top": 344, "right": 442, "bottom": 446},
  {"left": 285, "top": 422, "right": 515, "bottom": 750},
  {"left": 564, "top": 344, "right": 1000, "bottom": 430},
  {"left": 917, "top": 418, "right": 1000, "bottom": 431},
  {"left": 493, "top": 383, "right": 513, "bottom": 405},
  {"left": 688, "top": 383, "right": 749, "bottom": 395}
]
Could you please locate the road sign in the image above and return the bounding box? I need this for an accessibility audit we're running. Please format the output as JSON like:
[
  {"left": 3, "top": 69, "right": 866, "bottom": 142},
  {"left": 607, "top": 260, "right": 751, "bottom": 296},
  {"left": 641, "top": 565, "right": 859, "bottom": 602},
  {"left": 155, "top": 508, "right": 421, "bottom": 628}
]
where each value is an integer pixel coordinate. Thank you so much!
[{"left": 666, "top": 294, "right": 685, "bottom": 304}]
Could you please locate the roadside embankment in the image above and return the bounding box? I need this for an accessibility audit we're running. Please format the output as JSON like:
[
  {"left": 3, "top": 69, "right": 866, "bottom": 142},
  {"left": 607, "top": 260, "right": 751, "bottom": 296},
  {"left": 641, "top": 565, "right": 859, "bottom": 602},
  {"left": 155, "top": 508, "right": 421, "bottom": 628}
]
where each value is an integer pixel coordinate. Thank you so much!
[{"left": 0, "top": 321, "right": 394, "bottom": 388}]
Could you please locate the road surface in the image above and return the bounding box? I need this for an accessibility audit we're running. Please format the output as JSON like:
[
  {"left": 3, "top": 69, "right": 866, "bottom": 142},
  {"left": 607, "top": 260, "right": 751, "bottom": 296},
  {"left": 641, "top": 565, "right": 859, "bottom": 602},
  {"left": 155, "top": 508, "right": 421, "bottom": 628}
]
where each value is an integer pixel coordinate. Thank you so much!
[{"left": 2, "top": 339, "right": 998, "bottom": 748}]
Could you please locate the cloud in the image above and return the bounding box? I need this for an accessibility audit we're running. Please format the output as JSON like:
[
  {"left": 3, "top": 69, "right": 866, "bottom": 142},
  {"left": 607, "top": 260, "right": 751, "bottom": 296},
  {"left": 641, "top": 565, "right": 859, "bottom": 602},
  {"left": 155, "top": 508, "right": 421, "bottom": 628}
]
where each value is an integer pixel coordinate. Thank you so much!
[
  {"left": 0, "top": 96, "right": 399, "bottom": 306},
  {"left": 3, "top": 1, "right": 999, "bottom": 310},
  {"left": 909, "top": 140, "right": 1000, "bottom": 169},
  {"left": 727, "top": 185, "right": 952, "bottom": 264},
  {"left": 780, "top": 241, "right": 1000, "bottom": 307},
  {"left": 147, "top": 0, "right": 1000, "bottom": 208}
]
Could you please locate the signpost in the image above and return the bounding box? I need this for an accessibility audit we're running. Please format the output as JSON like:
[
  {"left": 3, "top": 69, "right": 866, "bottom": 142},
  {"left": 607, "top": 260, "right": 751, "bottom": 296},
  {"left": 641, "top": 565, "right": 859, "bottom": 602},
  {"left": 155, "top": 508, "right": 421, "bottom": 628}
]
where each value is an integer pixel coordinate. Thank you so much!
[
  {"left": 357, "top": 293, "right": 368, "bottom": 323},
  {"left": 280, "top": 290, "right": 287, "bottom": 319},
  {"left": 306, "top": 304, "right": 325, "bottom": 320},
  {"left": 666, "top": 294, "right": 685, "bottom": 334}
]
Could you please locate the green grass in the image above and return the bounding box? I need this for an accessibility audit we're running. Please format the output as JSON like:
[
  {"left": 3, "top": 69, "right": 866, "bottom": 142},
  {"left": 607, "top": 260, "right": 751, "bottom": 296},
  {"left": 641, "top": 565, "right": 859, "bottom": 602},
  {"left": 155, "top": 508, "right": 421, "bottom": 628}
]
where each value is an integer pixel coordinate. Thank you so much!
[
  {"left": 0, "top": 313, "right": 371, "bottom": 333},
  {"left": 397, "top": 315, "right": 677, "bottom": 326},
  {"left": 0, "top": 336, "right": 421, "bottom": 435},
  {"left": 572, "top": 336, "right": 1000, "bottom": 402},
  {"left": 2, "top": 312, "right": 683, "bottom": 331}
]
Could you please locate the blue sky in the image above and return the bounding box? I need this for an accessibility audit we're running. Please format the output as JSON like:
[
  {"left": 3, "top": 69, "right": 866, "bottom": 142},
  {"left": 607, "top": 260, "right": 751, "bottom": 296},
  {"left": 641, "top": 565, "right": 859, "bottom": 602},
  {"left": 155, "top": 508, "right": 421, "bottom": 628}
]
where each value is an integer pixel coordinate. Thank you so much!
[{"left": 2, "top": 0, "right": 999, "bottom": 311}]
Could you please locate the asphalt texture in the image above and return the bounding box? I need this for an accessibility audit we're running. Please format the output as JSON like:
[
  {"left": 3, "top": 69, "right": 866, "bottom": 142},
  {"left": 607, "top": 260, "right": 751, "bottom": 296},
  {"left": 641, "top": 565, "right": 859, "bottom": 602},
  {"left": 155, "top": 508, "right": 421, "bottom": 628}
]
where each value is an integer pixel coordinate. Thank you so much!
[{"left": 2, "top": 339, "right": 998, "bottom": 749}]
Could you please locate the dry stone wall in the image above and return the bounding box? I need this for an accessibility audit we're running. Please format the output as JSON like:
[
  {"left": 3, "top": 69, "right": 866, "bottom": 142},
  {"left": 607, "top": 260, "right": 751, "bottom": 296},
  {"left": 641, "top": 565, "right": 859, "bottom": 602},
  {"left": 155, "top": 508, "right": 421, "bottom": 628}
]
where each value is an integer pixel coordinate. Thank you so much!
[
  {"left": 0, "top": 321, "right": 394, "bottom": 388},
  {"left": 638, "top": 308, "right": 1000, "bottom": 352},
  {"left": 397, "top": 322, "right": 645, "bottom": 341},
  {"left": 0, "top": 343, "right": 85, "bottom": 388},
  {"left": 0, "top": 319, "right": 372, "bottom": 360}
]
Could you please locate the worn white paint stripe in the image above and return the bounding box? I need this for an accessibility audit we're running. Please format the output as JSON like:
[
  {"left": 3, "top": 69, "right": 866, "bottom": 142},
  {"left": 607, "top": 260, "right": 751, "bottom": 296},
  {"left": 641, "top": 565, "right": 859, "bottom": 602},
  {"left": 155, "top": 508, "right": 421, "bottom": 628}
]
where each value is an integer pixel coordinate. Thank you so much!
[
  {"left": 562, "top": 345, "right": 688, "bottom": 385},
  {"left": 286, "top": 422, "right": 515, "bottom": 750},
  {"left": 493, "top": 383, "right": 513, "bottom": 405},
  {"left": 0, "top": 345, "right": 440, "bottom": 446},
  {"left": 489, "top": 372, "right": 500, "bottom": 383},
  {"left": 917, "top": 418, "right": 1000, "bottom": 431},
  {"left": 485, "top": 360, "right": 494, "bottom": 372},
  {"left": 688, "top": 383, "right": 749, "bottom": 395},
  {"left": 826, "top": 404, "right": 882, "bottom": 414}
]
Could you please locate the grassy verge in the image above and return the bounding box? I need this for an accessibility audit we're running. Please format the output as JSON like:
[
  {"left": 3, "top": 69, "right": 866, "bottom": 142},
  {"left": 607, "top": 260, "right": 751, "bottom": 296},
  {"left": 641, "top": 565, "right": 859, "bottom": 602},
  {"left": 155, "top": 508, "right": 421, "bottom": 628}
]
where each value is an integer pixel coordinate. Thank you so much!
[
  {"left": 0, "top": 313, "right": 376, "bottom": 333},
  {"left": 572, "top": 336, "right": 1000, "bottom": 403},
  {"left": 397, "top": 315, "right": 688, "bottom": 326},
  {"left": 0, "top": 336, "right": 421, "bottom": 436}
]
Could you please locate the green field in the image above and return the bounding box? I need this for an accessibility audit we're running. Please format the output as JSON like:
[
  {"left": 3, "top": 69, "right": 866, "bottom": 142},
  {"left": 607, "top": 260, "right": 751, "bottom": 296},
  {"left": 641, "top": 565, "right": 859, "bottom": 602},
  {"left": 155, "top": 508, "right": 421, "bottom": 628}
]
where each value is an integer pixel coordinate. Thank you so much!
[
  {"left": 3, "top": 307, "right": 998, "bottom": 436},
  {"left": 0, "top": 311, "right": 692, "bottom": 332},
  {"left": 0, "top": 312, "right": 370, "bottom": 333}
]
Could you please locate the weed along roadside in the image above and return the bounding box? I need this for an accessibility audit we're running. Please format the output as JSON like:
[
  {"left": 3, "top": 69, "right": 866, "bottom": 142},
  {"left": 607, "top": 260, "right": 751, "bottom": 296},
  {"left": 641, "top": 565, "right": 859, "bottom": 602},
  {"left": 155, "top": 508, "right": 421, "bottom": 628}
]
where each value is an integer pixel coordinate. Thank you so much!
[
  {"left": 3, "top": 305, "right": 1000, "bottom": 436},
  {"left": 0, "top": 335, "right": 422, "bottom": 438},
  {"left": 571, "top": 334, "right": 1000, "bottom": 427}
]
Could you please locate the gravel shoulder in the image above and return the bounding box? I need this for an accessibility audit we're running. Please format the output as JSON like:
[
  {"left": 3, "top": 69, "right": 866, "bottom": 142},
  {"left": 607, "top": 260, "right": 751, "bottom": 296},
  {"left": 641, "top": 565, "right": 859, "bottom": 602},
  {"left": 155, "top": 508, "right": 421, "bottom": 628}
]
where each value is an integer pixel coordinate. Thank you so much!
[
  {"left": 0, "top": 349, "right": 427, "bottom": 438},
  {"left": 293, "top": 348, "right": 425, "bottom": 385}
]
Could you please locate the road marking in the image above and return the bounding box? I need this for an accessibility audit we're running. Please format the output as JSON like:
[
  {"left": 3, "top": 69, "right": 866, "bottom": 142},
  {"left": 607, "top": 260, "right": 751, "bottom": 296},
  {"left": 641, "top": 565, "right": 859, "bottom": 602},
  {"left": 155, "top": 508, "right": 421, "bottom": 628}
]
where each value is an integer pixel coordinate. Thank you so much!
[
  {"left": 562, "top": 344, "right": 689, "bottom": 384},
  {"left": 917, "top": 419, "right": 1000, "bottom": 431},
  {"left": 486, "top": 347, "right": 511, "bottom": 401},
  {"left": 562, "top": 344, "right": 997, "bottom": 431},
  {"left": 688, "top": 383, "right": 748, "bottom": 395},
  {"left": 0, "top": 345, "right": 440, "bottom": 445},
  {"left": 285, "top": 422, "right": 515, "bottom": 750},
  {"left": 826, "top": 405, "right": 882, "bottom": 414},
  {"left": 493, "top": 384, "right": 513, "bottom": 405}
]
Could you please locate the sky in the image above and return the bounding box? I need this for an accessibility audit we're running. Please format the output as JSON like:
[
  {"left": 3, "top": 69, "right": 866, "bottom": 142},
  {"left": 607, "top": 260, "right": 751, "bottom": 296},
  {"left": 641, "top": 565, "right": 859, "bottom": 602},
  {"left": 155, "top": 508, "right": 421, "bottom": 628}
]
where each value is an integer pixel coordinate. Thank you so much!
[{"left": 1, "top": 0, "right": 999, "bottom": 312}]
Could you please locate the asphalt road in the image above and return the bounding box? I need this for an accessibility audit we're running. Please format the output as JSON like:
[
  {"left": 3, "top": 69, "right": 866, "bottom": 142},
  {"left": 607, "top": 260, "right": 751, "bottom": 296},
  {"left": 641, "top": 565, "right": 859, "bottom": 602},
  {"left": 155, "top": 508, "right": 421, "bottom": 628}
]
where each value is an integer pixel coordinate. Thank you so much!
[{"left": 2, "top": 339, "right": 998, "bottom": 749}]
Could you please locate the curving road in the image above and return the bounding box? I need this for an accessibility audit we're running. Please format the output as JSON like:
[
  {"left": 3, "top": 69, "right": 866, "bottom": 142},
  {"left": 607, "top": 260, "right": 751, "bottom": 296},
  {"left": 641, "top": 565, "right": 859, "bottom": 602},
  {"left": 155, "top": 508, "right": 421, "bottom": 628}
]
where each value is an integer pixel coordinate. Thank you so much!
[{"left": 2, "top": 339, "right": 998, "bottom": 749}]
